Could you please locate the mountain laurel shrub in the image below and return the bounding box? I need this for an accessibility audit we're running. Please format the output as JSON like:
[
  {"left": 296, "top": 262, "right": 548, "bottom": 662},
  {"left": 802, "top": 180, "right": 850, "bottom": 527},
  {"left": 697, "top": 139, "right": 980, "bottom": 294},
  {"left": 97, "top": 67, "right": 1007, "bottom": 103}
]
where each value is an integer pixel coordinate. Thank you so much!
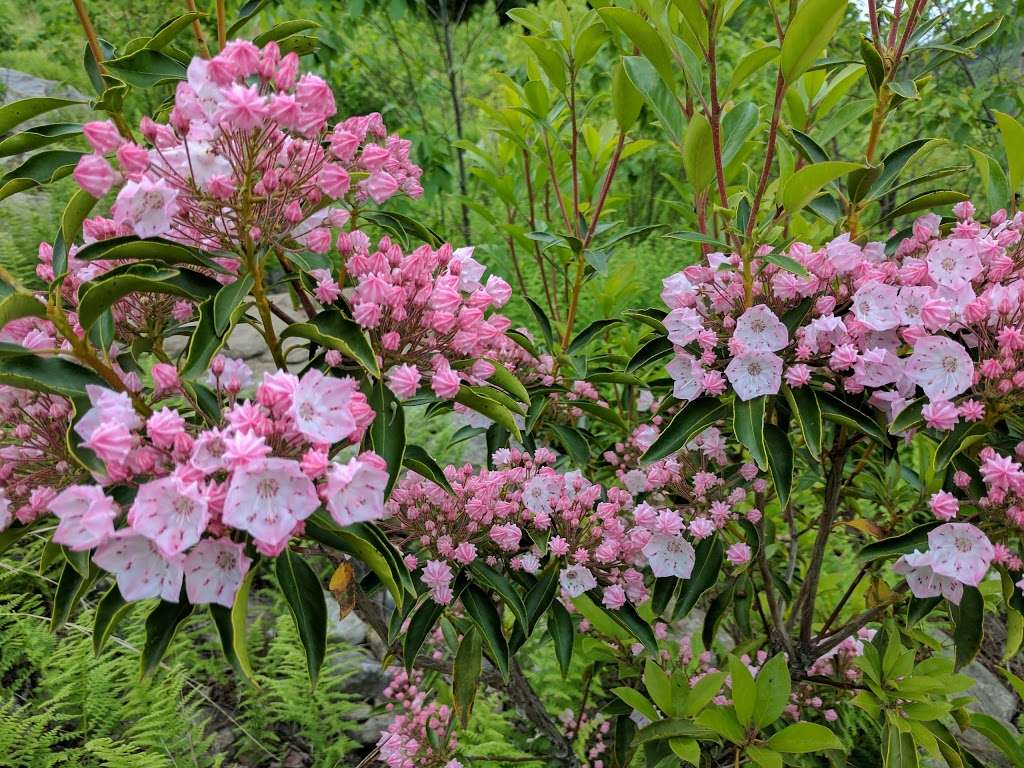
[{"left": 1, "top": 0, "right": 1023, "bottom": 766}]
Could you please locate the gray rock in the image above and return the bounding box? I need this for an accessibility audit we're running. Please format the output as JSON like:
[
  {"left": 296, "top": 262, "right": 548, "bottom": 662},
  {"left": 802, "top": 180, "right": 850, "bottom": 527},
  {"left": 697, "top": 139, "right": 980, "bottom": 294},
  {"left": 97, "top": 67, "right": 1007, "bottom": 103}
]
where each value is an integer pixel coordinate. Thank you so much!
[
  {"left": 0, "top": 67, "right": 87, "bottom": 103},
  {"left": 326, "top": 601, "right": 369, "bottom": 645}
]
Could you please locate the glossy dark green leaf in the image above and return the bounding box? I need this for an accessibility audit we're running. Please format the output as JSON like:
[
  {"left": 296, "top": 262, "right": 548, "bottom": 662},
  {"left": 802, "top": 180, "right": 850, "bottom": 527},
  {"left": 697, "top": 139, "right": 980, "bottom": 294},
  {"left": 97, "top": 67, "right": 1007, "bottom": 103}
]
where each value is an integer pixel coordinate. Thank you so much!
[
  {"left": 454, "top": 386, "right": 521, "bottom": 440},
  {"left": 907, "top": 595, "right": 942, "bottom": 627},
  {"left": 626, "top": 335, "right": 673, "bottom": 372},
  {"left": 551, "top": 424, "right": 590, "bottom": 467},
  {"left": 0, "top": 292, "right": 47, "bottom": 328},
  {"left": 227, "top": 563, "right": 259, "bottom": 684},
  {"left": 567, "top": 319, "right": 621, "bottom": 355},
  {"left": 875, "top": 190, "right": 969, "bottom": 224},
  {"left": 733, "top": 396, "right": 767, "bottom": 470},
  {"left": 74, "top": 236, "right": 225, "bottom": 272},
  {"left": 0, "top": 97, "right": 83, "bottom": 134},
  {"left": 275, "top": 548, "right": 327, "bottom": 685},
  {"left": 0, "top": 123, "right": 82, "bottom": 157},
  {"left": 524, "top": 296, "right": 554, "bottom": 349},
  {"left": 281, "top": 310, "right": 379, "bottom": 376},
  {"left": 674, "top": 536, "right": 724, "bottom": 620},
  {"left": 764, "top": 423, "right": 793, "bottom": 507},
  {"left": 462, "top": 584, "right": 510, "bottom": 681},
  {"left": 702, "top": 580, "right": 735, "bottom": 648},
  {"left": 140, "top": 593, "right": 194, "bottom": 678},
  {"left": 363, "top": 378, "right": 406, "bottom": 497},
  {"left": 642, "top": 398, "right": 729, "bottom": 465},
  {"left": 92, "top": 584, "right": 134, "bottom": 655},
  {"left": 360, "top": 209, "right": 444, "bottom": 248},
  {"left": 0, "top": 354, "right": 106, "bottom": 397},
  {"left": 78, "top": 264, "right": 221, "bottom": 330},
  {"left": 889, "top": 398, "right": 926, "bottom": 434},
  {"left": 866, "top": 139, "right": 935, "bottom": 199},
  {"left": 818, "top": 392, "right": 889, "bottom": 445},
  {"left": 402, "top": 444, "right": 454, "bottom": 495},
  {"left": 470, "top": 561, "right": 528, "bottom": 632},
  {"left": 622, "top": 56, "right": 685, "bottom": 143},
  {"left": 50, "top": 559, "right": 92, "bottom": 632},
  {"left": 0, "top": 149, "right": 85, "bottom": 201},
  {"left": 856, "top": 521, "right": 941, "bottom": 564},
  {"left": 780, "top": 0, "right": 849, "bottom": 82},
  {"left": 633, "top": 718, "right": 716, "bottom": 745},
  {"left": 933, "top": 421, "right": 989, "bottom": 473},
  {"left": 404, "top": 597, "right": 447, "bottom": 668},
  {"left": 860, "top": 36, "right": 885, "bottom": 93},
  {"left": 783, "top": 386, "right": 822, "bottom": 461},
  {"left": 105, "top": 49, "right": 186, "bottom": 88},
  {"left": 951, "top": 586, "right": 983, "bottom": 671},
  {"left": 147, "top": 12, "right": 205, "bottom": 50},
  {"left": 548, "top": 601, "right": 574, "bottom": 678},
  {"left": 453, "top": 625, "right": 483, "bottom": 727},
  {"left": 213, "top": 275, "right": 254, "bottom": 336},
  {"left": 253, "top": 19, "right": 319, "bottom": 46},
  {"left": 652, "top": 577, "right": 677, "bottom": 617},
  {"left": 181, "top": 299, "right": 237, "bottom": 381}
]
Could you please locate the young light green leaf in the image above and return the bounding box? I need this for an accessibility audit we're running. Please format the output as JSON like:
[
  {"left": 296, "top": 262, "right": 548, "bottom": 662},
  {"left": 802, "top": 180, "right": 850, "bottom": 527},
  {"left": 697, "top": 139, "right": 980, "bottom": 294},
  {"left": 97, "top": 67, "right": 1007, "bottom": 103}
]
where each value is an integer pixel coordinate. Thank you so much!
[
  {"left": 782, "top": 161, "right": 863, "bottom": 214},
  {"left": 780, "top": 0, "right": 850, "bottom": 83},
  {"left": 766, "top": 721, "right": 844, "bottom": 752}
]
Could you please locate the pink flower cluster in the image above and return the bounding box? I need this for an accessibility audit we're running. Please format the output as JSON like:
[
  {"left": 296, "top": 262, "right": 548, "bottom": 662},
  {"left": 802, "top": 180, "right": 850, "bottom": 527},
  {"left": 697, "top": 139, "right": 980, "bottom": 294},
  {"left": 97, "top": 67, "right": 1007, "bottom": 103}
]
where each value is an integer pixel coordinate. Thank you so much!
[
  {"left": 386, "top": 448, "right": 652, "bottom": 607},
  {"left": 72, "top": 40, "right": 421, "bottom": 256},
  {"left": 25, "top": 367, "right": 389, "bottom": 608},
  {"left": 661, "top": 205, "right": 1024, "bottom": 431},
  {"left": 377, "top": 665, "right": 461, "bottom": 768},
  {"left": 336, "top": 234, "right": 512, "bottom": 398}
]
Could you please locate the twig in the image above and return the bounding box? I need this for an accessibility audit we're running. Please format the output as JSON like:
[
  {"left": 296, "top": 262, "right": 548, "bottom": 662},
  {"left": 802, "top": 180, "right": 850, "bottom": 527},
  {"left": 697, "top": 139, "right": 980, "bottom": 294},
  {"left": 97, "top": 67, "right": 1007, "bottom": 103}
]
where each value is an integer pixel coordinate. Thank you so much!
[{"left": 184, "top": 0, "right": 210, "bottom": 58}]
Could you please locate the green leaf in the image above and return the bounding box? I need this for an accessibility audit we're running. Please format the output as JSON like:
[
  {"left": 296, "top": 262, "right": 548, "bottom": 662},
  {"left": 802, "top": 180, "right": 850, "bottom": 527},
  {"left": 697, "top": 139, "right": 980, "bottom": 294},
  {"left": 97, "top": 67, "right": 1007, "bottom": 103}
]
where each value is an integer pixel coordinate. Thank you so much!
[
  {"left": 627, "top": 335, "right": 673, "bottom": 372},
  {"left": 50, "top": 559, "right": 90, "bottom": 632},
  {"left": 404, "top": 597, "right": 446, "bottom": 667},
  {"left": 663, "top": 231, "right": 731, "bottom": 250},
  {"left": 454, "top": 386, "right": 522, "bottom": 441},
  {"left": 993, "top": 111, "right": 1024, "bottom": 195},
  {"left": 0, "top": 123, "right": 82, "bottom": 158},
  {"left": 702, "top": 580, "right": 735, "bottom": 648},
  {"left": 866, "top": 138, "right": 935, "bottom": 199},
  {"left": 364, "top": 379, "right": 405, "bottom": 497},
  {"left": 612, "top": 58, "right": 643, "bottom": 130},
  {"left": 623, "top": 56, "right": 685, "bottom": 143},
  {"left": 360, "top": 210, "right": 444, "bottom": 249},
  {"left": 453, "top": 625, "right": 483, "bottom": 727},
  {"left": 642, "top": 398, "right": 729, "bottom": 464},
  {"left": 968, "top": 713, "right": 1024, "bottom": 767},
  {"left": 551, "top": 424, "right": 590, "bottom": 467},
  {"left": 484, "top": 360, "right": 530, "bottom": 405},
  {"left": 547, "top": 602, "right": 574, "bottom": 677},
  {"left": 0, "top": 293, "right": 46, "bottom": 327},
  {"left": 634, "top": 718, "right": 717, "bottom": 745},
  {"left": 747, "top": 746, "right": 783, "bottom": 768},
  {"left": 682, "top": 113, "right": 715, "bottom": 192},
  {"left": 226, "top": 564, "right": 259, "bottom": 684},
  {"left": 696, "top": 707, "right": 745, "bottom": 744},
  {"left": 860, "top": 37, "right": 885, "bottom": 92},
  {"left": 524, "top": 296, "right": 554, "bottom": 349},
  {"left": 105, "top": 49, "right": 186, "bottom": 88},
  {"left": 469, "top": 561, "right": 528, "bottom": 632},
  {"left": 281, "top": 310, "right": 379, "bottom": 376},
  {"left": 726, "top": 45, "right": 779, "bottom": 96},
  {"left": 213, "top": 276, "right": 254, "bottom": 336},
  {"left": 681, "top": 670, "right": 727, "bottom": 718},
  {"left": 520, "top": 36, "right": 567, "bottom": 92},
  {"left": 782, "top": 161, "right": 863, "bottom": 214},
  {"left": 462, "top": 585, "right": 510, "bottom": 681},
  {"left": 305, "top": 513, "right": 407, "bottom": 609},
  {"left": 275, "top": 548, "right": 327, "bottom": 685},
  {"left": 884, "top": 723, "right": 919, "bottom": 768},
  {"left": 140, "top": 594, "right": 194, "bottom": 678},
  {"left": 933, "top": 421, "right": 988, "bottom": 473},
  {"left": 568, "top": 319, "right": 621, "bottom": 356},
  {"left": 907, "top": 595, "right": 942, "bottom": 627},
  {"left": 780, "top": 0, "right": 850, "bottom": 83},
  {"left": 613, "top": 687, "right": 661, "bottom": 722},
  {"left": 733, "top": 396, "right": 767, "bottom": 470},
  {"left": 875, "top": 190, "right": 969, "bottom": 224},
  {"left": 604, "top": 601, "right": 659, "bottom": 654},
  {"left": 0, "top": 149, "right": 85, "bottom": 201},
  {"left": 597, "top": 8, "right": 674, "bottom": 89},
  {"left": 92, "top": 584, "right": 133, "bottom": 655},
  {"left": 818, "top": 392, "right": 889, "bottom": 445},
  {"left": 763, "top": 423, "right": 794, "bottom": 507},
  {"left": 644, "top": 659, "right": 673, "bottom": 715},
  {"left": 729, "top": 655, "right": 757, "bottom": 726},
  {"left": 766, "top": 721, "right": 844, "bottom": 753},
  {"left": 0, "top": 97, "right": 83, "bottom": 135},
  {"left": 147, "top": 12, "right": 205, "bottom": 50},
  {"left": 78, "top": 264, "right": 221, "bottom": 331},
  {"left": 856, "top": 521, "right": 941, "bottom": 564},
  {"left": 0, "top": 354, "right": 106, "bottom": 397},
  {"left": 179, "top": 300, "right": 234, "bottom": 383},
  {"left": 253, "top": 19, "right": 318, "bottom": 46},
  {"left": 889, "top": 398, "right": 926, "bottom": 434},
  {"left": 674, "top": 536, "right": 724, "bottom": 620},
  {"left": 74, "top": 236, "right": 225, "bottom": 273},
  {"left": 761, "top": 251, "right": 810, "bottom": 278},
  {"left": 753, "top": 654, "right": 791, "bottom": 728},
  {"left": 951, "top": 586, "right": 983, "bottom": 671},
  {"left": 402, "top": 444, "right": 454, "bottom": 495}
]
